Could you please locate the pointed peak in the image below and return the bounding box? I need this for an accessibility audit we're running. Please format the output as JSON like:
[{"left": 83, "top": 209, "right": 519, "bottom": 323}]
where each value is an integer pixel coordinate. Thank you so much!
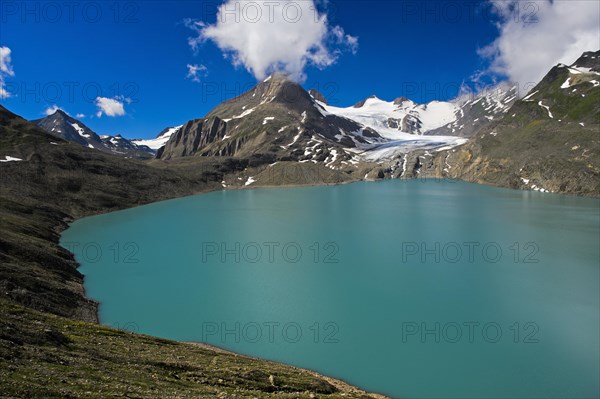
[
  {"left": 261, "top": 72, "right": 291, "bottom": 84},
  {"left": 309, "top": 89, "right": 328, "bottom": 104},
  {"left": 252, "top": 73, "right": 309, "bottom": 101},
  {"left": 51, "top": 109, "right": 69, "bottom": 118},
  {"left": 393, "top": 96, "right": 412, "bottom": 105},
  {"left": 569, "top": 49, "right": 600, "bottom": 73},
  {"left": 353, "top": 95, "right": 379, "bottom": 108}
]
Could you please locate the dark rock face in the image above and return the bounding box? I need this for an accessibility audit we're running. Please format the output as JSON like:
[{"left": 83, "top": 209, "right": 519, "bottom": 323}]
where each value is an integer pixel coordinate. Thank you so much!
[
  {"left": 309, "top": 89, "right": 328, "bottom": 104},
  {"left": 362, "top": 127, "right": 380, "bottom": 138},
  {"left": 160, "top": 117, "right": 229, "bottom": 159},
  {"left": 571, "top": 51, "right": 600, "bottom": 73},
  {"left": 401, "top": 114, "right": 422, "bottom": 133},
  {"left": 352, "top": 95, "right": 377, "bottom": 108},
  {"left": 393, "top": 96, "right": 410, "bottom": 105}
]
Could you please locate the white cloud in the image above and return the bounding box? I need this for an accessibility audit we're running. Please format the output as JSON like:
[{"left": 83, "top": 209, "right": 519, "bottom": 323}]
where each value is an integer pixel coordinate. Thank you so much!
[
  {"left": 76, "top": 113, "right": 86, "bottom": 118},
  {"left": 0, "top": 79, "right": 8, "bottom": 99},
  {"left": 186, "top": 0, "right": 358, "bottom": 82},
  {"left": 0, "top": 47, "right": 14, "bottom": 76},
  {"left": 44, "top": 105, "right": 62, "bottom": 115},
  {"left": 0, "top": 46, "right": 15, "bottom": 99},
  {"left": 95, "top": 96, "right": 127, "bottom": 117},
  {"left": 186, "top": 63, "right": 208, "bottom": 83},
  {"left": 480, "top": 0, "right": 600, "bottom": 87},
  {"left": 331, "top": 26, "right": 358, "bottom": 55}
]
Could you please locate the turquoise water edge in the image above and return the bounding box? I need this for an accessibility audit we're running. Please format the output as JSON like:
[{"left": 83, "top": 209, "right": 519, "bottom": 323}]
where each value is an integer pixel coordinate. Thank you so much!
[{"left": 61, "top": 180, "right": 600, "bottom": 399}]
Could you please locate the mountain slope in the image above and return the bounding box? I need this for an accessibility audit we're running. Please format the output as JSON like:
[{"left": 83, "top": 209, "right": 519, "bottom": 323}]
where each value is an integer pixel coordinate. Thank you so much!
[
  {"left": 427, "top": 83, "right": 519, "bottom": 137},
  {"left": 158, "top": 74, "right": 469, "bottom": 167},
  {"left": 32, "top": 110, "right": 154, "bottom": 159},
  {"left": 158, "top": 74, "right": 383, "bottom": 168},
  {"left": 441, "top": 50, "right": 600, "bottom": 196}
]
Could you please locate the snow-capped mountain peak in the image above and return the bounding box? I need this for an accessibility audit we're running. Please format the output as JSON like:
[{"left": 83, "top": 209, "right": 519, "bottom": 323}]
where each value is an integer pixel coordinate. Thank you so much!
[
  {"left": 32, "top": 110, "right": 154, "bottom": 159},
  {"left": 319, "top": 96, "right": 458, "bottom": 138}
]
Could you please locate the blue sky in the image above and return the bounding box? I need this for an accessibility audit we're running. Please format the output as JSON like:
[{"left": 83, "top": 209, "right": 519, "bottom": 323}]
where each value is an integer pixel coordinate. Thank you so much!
[{"left": 0, "top": 0, "right": 597, "bottom": 139}]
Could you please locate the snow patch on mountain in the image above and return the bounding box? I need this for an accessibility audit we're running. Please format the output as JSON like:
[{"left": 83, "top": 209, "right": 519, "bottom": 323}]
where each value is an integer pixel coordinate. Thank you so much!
[
  {"left": 522, "top": 90, "right": 539, "bottom": 101},
  {"left": 133, "top": 125, "right": 183, "bottom": 150},
  {"left": 571, "top": 66, "right": 600, "bottom": 75},
  {"left": 281, "top": 129, "right": 303, "bottom": 149},
  {"left": 0, "top": 156, "right": 23, "bottom": 162},
  {"left": 561, "top": 77, "right": 572, "bottom": 89},
  {"left": 538, "top": 101, "right": 553, "bottom": 118},
  {"left": 70, "top": 123, "right": 90, "bottom": 138}
]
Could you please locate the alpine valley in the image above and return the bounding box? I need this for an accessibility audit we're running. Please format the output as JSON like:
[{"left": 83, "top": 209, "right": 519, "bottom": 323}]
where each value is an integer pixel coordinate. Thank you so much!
[
  {"left": 26, "top": 51, "right": 598, "bottom": 196},
  {"left": 0, "top": 50, "right": 599, "bottom": 398}
]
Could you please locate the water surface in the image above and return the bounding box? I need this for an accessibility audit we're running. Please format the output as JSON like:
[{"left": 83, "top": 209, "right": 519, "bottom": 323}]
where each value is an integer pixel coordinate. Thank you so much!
[{"left": 61, "top": 180, "right": 600, "bottom": 398}]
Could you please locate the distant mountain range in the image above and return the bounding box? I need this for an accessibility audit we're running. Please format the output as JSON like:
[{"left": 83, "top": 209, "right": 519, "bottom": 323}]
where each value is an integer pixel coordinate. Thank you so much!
[
  {"left": 32, "top": 110, "right": 155, "bottom": 159},
  {"left": 156, "top": 49, "right": 599, "bottom": 195},
  {"left": 19, "top": 49, "right": 600, "bottom": 196},
  {"left": 155, "top": 73, "right": 476, "bottom": 165}
]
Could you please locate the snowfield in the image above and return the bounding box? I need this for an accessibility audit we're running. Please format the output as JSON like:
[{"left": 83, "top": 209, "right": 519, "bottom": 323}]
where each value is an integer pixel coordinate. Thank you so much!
[
  {"left": 133, "top": 125, "right": 183, "bottom": 150},
  {"left": 318, "top": 97, "right": 458, "bottom": 139},
  {"left": 316, "top": 97, "right": 466, "bottom": 160},
  {"left": 360, "top": 134, "right": 467, "bottom": 161}
]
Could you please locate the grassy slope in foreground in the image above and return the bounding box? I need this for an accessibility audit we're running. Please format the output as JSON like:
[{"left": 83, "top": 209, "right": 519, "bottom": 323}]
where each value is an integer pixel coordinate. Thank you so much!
[{"left": 0, "top": 299, "right": 385, "bottom": 399}]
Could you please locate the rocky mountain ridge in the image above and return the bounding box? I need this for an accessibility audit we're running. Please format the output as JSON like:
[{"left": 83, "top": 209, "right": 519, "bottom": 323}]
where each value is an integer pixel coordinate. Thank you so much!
[
  {"left": 412, "top": 50, "right": 600, "bottom": 197},
  {"left": 32, "top": 110, "right": 154, "bottom": 159},
  {"left": 427, "top": 82, "right": 519, "bottom": 137}
]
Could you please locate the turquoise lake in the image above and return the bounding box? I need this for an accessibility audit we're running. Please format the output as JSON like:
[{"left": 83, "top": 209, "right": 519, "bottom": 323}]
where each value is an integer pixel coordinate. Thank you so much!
[{"left": 61, "top": 180, "right": 600, "bottom": 399}]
